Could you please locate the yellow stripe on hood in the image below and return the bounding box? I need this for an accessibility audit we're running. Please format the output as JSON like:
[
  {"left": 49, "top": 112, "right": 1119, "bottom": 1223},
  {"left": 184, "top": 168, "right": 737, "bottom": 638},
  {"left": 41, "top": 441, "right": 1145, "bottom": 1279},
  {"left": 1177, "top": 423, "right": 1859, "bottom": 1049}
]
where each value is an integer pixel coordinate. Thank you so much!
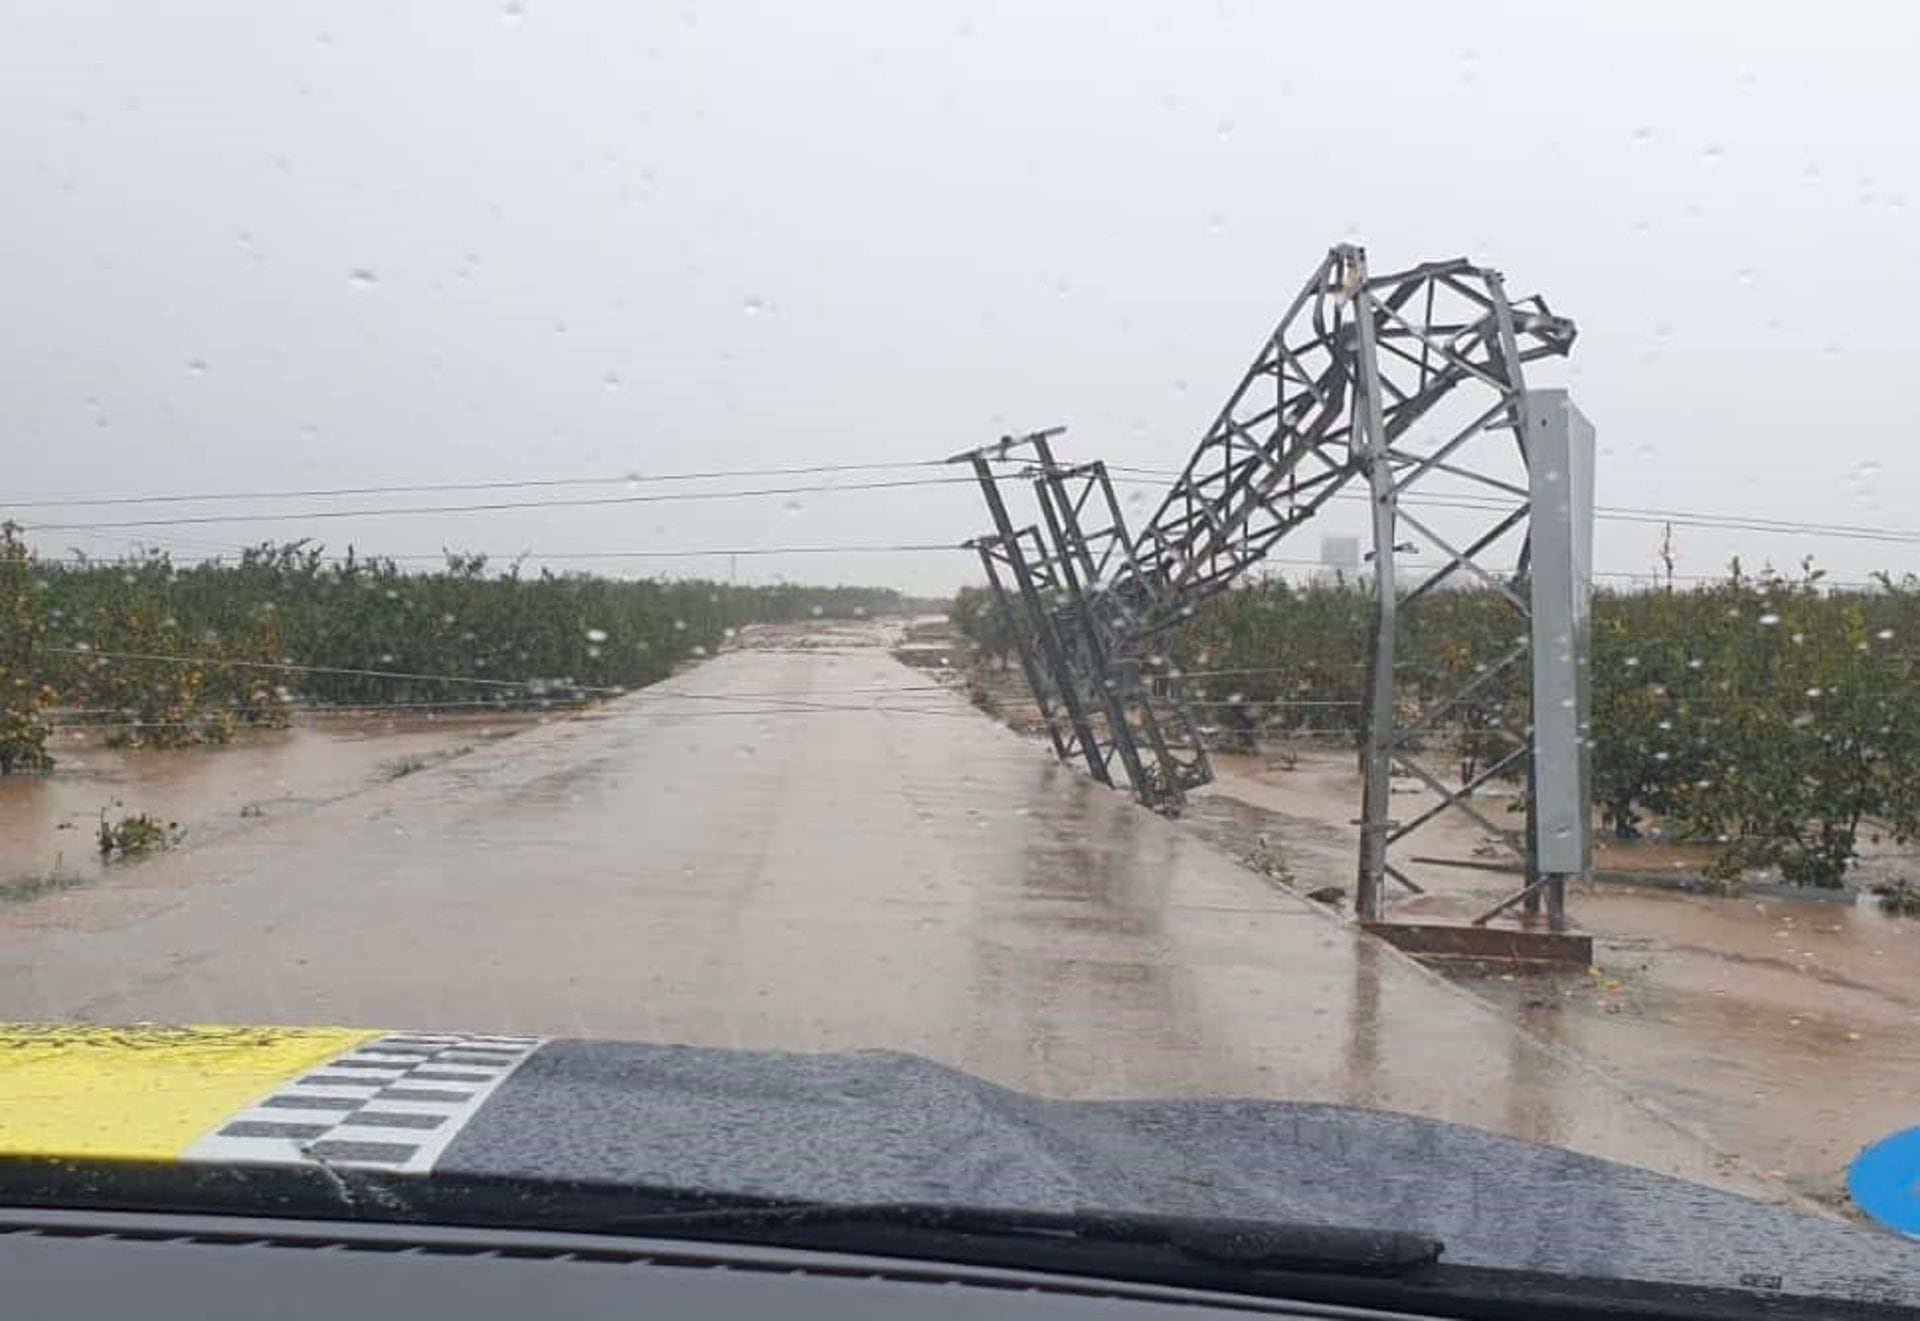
[{"left": 0, "top": 1023, "right": 380, "bottom": 1160}]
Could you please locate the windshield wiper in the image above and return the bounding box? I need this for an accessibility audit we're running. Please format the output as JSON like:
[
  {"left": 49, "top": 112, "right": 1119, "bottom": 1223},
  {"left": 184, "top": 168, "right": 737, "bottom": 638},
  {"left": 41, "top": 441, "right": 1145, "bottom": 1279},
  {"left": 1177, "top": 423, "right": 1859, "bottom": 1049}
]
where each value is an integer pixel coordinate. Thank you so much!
[{"left": 588, "top": 1200, "right": 1442, "bottom": 1281}]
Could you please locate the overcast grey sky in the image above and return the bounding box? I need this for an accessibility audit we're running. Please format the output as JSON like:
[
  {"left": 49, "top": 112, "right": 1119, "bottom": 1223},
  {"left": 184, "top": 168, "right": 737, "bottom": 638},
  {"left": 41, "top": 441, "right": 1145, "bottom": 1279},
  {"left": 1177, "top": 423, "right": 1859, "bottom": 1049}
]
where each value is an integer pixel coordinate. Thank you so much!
[{"left": 3, "top": 1, "right": 1915, "bottom": 595}]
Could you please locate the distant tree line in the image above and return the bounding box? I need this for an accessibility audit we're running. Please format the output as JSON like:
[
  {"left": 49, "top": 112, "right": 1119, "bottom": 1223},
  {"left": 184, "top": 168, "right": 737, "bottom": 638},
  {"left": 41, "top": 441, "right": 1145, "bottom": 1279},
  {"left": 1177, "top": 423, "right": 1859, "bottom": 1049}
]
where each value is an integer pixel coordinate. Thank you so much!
[{"left": 0, "top": 526, "right": 919, "bottom": 766}]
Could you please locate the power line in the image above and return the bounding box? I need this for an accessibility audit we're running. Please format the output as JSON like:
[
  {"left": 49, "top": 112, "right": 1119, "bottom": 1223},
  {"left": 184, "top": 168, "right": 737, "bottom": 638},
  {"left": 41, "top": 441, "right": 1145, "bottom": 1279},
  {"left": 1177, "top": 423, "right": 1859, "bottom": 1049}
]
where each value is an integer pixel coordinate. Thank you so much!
[
  {"left": 17, "top": 476, "right": 978, "bottom": 533},
  {"left": 38, "top": 537, "right": 1895, "bottom": 590},
  {"left": 1596, "top": 500, "right": 1920, "bottom": 542},
  {"left": 40, "top": 645, "right": 967, "bottom": 710},
  {"left": 1169, "top": 663, "right": 1370, "bottom": 678},
  {"left": 646, "top": 683, "right": 955, "bottom": 698},
  {"left": 345, "top": 543, "right": 958, "bottom": 562},
  {"left": 28, "top": 542, "right": 964, "bottom": 572},
  {"left": 1591, "top": 567, "right": 1892, "bottom": 590},
  {"left": 25, "top": 482, "right": 1920, "bottom": 590},
  {"left": 28, "top": 535, "right": 1898, "bottom": 593},
  {"left": 20, "top": 451, "right": 1920, "bottom": 552},
  {"left": 610, "top": 700, "right": 970, "bottom": 719},
  {"left": 1183, "top": 697, "right": 1363, "bottom": 708},
  {"left": 1588, "top": 508, "right": 1920, "bottom": 548},
  {"left": 47, "top": 681, "right": 963, "bottom": 723},
  {"left": 3, "top": 460, "right": 951, "bottom": 510},
  {"left": 54, "top": 698, "right": 584, "bottom": 716},
  {"left": 49, "top": 702, "right": 980, "bottom": 729},
  {"left": 1106, "top": 467, "right": 1920, "bottom": 549},
  {"left": 41, "top": 646, "right": 625, "bottom": 694}
]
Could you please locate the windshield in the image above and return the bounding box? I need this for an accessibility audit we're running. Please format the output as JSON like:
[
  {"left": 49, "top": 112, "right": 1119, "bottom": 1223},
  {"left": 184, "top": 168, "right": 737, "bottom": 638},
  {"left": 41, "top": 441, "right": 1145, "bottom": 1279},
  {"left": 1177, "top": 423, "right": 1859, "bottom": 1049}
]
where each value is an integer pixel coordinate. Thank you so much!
[{"left": 4, "top": 0, "right": 1920, "bottom": 1310}]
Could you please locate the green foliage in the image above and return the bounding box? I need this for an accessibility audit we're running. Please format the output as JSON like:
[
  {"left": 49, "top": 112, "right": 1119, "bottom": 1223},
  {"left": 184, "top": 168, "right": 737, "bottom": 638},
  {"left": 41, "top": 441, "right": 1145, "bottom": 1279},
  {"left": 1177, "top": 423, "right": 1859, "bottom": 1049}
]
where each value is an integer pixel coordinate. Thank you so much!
[
  {"left": 1163, "top": 579, "right": 1373, "bottom": 738},
  {"left": 0, "top": 524, "right": 55, "bottom": 773},
  {"left": 949, "top": 585, "right": 1018, "bottom": 669},
  {"left": 1242, "top": 834, "right": 1294, "bottom": 886},
  {"left": 1654, "top": 564, "right": 1920, "bottom": 886},
  {"left": 1577, "top": 561, "right": 1920, "bottom": 884},
  {"left": 964, "top": 558, "right": 1920, "bottom": 889},
  {"left": 1876, "top": 882, "right": 1920, "bottom": 916},
  {"left": 0, "top": 868, "right": 83, "bottom": 903},
  {"left": 0, "top": 541, "right": 915, "bottom": 771},
  {"left": 44, "top": 543, "right": 909, "bottom": 707},
  {"left": 97, "top": 812, "right": 182, "bottom": 860}
]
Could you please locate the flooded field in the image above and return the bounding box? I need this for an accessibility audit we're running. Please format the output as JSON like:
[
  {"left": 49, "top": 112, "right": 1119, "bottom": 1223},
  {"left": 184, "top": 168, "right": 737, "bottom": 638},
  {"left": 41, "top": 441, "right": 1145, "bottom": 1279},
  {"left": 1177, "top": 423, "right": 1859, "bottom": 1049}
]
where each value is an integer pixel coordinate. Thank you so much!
[
  {"left": 0, "top": 626, "right": 852, "bottom": 905},
  {"left": 1195, "top": 745, "right": 1920, "bottom": 1208},
  {"left": 0, "top": 713, "right": 542, "bottom": 898},
  {"left": 1490, "top": 884, "right": 1920, "bottom": 1206}
]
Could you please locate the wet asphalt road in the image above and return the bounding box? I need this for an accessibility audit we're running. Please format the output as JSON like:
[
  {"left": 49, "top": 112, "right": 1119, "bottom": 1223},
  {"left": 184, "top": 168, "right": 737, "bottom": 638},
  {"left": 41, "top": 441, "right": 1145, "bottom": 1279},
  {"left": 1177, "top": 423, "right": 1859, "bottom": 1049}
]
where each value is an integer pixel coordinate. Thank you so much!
[{"left": 0, "top": 624, "right": 1776, "bottom": 1198}]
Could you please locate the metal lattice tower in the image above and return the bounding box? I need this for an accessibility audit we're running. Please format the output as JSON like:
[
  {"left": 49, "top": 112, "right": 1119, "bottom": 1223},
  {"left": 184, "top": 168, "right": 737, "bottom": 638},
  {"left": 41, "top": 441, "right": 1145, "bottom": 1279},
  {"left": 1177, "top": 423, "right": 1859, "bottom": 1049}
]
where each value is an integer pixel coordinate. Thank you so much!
[
  {"left": 959, "top": 244, "right": 1589, "bottom": 928},
  {"left": 962, "top": 431, "right": 1212, "bottom": 801}
]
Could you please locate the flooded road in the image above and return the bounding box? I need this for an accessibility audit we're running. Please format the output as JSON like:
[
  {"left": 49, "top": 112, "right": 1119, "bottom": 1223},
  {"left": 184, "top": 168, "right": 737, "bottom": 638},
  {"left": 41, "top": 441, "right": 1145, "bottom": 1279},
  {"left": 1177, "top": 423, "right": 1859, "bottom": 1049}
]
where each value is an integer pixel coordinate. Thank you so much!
[
  {"left": 0, "top": 715, "right": 536, "bottom": 896},
  {"left": 0, "top": 624, "right": 1785, "bottom": 1202}
]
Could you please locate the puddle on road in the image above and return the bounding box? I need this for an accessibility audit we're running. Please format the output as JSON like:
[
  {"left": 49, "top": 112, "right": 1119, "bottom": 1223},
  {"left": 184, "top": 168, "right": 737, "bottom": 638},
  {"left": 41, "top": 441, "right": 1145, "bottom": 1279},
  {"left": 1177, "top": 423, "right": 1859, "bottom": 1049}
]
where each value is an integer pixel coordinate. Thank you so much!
[{"left": 0, "top": 713, "right": 538, "bottom": 896}]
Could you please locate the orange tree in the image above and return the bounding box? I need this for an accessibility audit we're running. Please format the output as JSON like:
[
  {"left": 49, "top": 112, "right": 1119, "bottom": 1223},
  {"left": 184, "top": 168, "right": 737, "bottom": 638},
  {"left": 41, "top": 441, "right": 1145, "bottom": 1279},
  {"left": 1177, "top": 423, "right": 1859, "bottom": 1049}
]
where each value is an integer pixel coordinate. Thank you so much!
[
  {"left": 1587, "top": 581, "right": 1720, "bottom": 839},
  {"left": 1669, "top": 565, "right": 1920, "bottom": 885},
  {"left": 0, "top": 524, "right": 55, "bottom": 772},
  {"left": 38, "top": 541, "right": 921, "bottom": 719},
  {"left": 949, "top": 585, "right": 1018, "bottom": 669},
  {"left": 1166, "top": 579, "right": 1369, "bottom": 737},
  {"left": 1056, "top": 557, "right": 1920, "bottom": 888}
]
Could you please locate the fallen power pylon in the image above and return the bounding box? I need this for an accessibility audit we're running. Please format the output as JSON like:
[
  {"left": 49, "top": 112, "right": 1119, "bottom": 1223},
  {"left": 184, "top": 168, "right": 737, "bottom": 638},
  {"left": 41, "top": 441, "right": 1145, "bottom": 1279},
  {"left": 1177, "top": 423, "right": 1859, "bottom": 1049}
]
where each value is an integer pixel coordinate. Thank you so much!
[{"left": 956, "top": 244, "right": 1595, "bottom": 934}]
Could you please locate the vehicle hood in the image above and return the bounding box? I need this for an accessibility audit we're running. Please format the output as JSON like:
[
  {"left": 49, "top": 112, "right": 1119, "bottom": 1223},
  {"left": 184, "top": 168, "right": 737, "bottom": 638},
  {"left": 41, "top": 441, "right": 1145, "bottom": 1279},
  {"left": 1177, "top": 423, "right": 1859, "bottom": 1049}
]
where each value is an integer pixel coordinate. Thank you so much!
[{"left": 3, "top": 1023, "right": 1918, "bottom": 1309}]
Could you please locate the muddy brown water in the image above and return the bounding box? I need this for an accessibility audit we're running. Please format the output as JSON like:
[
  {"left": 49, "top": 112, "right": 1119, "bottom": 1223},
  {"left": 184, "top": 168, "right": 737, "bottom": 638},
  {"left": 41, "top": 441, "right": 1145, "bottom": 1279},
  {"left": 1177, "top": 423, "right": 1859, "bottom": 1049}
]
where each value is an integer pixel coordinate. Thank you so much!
[
  {"left": 3, "top": 635, "right": 1904, "bottom": 1210},
  {"left": 0, "top": 714, "right": 539, "bottom": 893},
  {"left": 1480, "top": 885, "right": 1920, "bottom": 1206},
  {"left": 1196, "top": 745, "right": 1920, "bottom": 1207},
  {"left": 0, "top": 632, "right": 1794, "bottom": 1206}
]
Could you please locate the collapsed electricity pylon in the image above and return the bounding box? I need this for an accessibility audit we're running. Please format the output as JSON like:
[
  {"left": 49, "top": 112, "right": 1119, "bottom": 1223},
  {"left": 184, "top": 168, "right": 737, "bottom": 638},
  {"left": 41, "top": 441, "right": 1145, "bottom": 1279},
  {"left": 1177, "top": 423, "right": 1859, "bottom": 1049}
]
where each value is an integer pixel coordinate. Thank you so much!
[
  {"left": 958, "top": 244, "right": 1593, "bottom": 931},
  {"left": 961, "top": 430, "right": 1213, "bottom": 802}
]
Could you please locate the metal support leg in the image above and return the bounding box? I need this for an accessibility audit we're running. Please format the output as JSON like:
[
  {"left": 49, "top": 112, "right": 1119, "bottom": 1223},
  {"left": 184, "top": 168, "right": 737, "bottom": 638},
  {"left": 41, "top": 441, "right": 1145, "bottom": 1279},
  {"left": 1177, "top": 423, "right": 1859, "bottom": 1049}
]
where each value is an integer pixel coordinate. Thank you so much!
[
  {"left": 967, "top": 452, "right": 1112, "bottom": 785},
  {"left": 1353, "top": 258, "right": 1398, "bottom": 924},
  {"left": 972, "top": 543, "right": 1069, "bottom": 764}
]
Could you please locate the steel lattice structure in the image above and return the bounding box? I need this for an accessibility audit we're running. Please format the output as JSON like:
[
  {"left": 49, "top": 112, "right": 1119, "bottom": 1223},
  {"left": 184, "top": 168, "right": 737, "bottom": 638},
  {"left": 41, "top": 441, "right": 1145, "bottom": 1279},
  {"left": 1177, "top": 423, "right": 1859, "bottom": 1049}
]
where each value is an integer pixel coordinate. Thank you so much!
[
  {"left": 962, "top": 431, "right": 1213, "bottom": 801},
  {"left": 959, "top": 245, "right": 1587, "bottom": 928}
]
